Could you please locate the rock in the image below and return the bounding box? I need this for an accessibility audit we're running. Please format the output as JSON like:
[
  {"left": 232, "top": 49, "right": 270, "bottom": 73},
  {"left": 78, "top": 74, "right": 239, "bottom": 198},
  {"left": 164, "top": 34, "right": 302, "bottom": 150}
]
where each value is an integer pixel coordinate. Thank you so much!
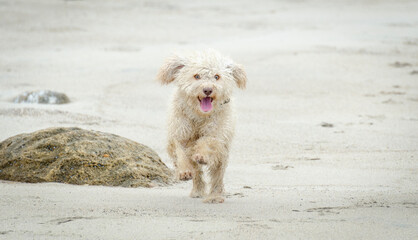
[
  {"left": 389, "top": 62, "right": 412, "bottom": 68},
  {"left": 320, "top": 122, "right": 334, "bottom": 128},
  {"left": 0, "top": 127, "right": 172, "bottom": 187},
  {"left": 14, "top": 90, "right": 70, "bottom": 104}
]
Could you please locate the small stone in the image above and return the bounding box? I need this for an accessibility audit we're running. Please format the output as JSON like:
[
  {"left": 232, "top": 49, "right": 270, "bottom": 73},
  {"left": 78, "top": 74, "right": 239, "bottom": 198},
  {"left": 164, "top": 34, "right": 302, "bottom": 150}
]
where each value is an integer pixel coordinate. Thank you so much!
[
  {"left": 390, "top": 62, "right": 412, "bottom": 68},
  {"left": 13, "top": 90, "right": 70, "bottom": 104},
  {"left": 320, "top": 122, "right": 334, "bottom": 128},
  {"left": 272, "top": 165, "right": 293, "bottom": 170}
]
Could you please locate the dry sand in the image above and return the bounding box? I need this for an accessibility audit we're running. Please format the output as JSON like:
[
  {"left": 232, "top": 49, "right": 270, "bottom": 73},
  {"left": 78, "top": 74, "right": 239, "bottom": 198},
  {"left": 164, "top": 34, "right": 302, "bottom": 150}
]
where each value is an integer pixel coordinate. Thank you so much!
[{"left": 0, "top": 0, "right": 417, "bottom": 239}]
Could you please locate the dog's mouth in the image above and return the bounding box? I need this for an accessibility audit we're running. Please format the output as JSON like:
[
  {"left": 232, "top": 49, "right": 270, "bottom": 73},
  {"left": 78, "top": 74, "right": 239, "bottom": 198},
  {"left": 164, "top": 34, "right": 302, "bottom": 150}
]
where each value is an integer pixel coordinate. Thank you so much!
[{"left": 198, "top": 97, "right": 213, "bottom": 112}]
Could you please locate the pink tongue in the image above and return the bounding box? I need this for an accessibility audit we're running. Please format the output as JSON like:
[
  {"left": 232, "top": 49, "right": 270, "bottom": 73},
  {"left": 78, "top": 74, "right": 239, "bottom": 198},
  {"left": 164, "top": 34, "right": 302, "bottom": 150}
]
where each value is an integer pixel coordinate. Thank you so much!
[{"left": 200, "top": 97, "right": 213, "bottom": 112}]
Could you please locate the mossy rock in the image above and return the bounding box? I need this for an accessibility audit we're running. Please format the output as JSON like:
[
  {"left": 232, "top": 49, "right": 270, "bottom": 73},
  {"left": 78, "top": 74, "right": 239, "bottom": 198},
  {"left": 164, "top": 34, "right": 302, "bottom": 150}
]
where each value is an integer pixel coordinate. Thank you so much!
[{"left": 0, "top": 127, "right": 172, "bottom": 187}]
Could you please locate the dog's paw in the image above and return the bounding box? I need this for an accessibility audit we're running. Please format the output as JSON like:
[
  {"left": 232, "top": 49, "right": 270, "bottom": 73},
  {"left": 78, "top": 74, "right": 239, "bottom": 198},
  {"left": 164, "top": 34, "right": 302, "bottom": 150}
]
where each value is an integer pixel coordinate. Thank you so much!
[
  {"left": 178, "top": 171, "right": 192, "bottom": 181},
  {"left": 192, "top": 153, "right": 208, "bottom": 165},
  {"left": 190, "top": 190, "right": 205, "bottom": 198},
  {"left": 203, "top": 195, "right": 225, "bottom": 204}
]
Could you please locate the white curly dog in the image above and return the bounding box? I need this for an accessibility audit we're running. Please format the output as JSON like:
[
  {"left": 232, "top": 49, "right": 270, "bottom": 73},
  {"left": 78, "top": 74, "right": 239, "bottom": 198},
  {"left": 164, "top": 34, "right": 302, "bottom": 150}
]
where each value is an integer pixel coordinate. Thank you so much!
[{"left": 157, "top": 50, "right": 247, "bottom": 203}]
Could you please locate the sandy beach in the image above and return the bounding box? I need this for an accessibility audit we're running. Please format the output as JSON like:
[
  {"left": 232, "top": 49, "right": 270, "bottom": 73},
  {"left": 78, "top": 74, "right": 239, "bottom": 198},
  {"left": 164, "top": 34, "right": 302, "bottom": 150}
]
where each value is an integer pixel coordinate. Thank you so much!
[{"left": 1, "top": 0, "right": 417, "bottom": 239}]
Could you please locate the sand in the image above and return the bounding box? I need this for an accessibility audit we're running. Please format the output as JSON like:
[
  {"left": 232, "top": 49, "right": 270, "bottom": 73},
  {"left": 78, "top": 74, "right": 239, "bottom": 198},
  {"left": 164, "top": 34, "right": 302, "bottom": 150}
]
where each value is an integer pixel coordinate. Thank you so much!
[{"left": 0, "top": 0, "right": 417, "bottom": 239}]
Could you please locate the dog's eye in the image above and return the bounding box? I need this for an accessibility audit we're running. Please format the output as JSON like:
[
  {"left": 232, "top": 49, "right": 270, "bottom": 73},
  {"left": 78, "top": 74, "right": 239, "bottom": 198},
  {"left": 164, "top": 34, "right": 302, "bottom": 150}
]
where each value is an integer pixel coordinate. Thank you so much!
[
  {"left": 194, "top": 74, "right": 200, "bottom": 80},
  {"left": 214, "top": 74, "right": 220, "bottom": 80}
]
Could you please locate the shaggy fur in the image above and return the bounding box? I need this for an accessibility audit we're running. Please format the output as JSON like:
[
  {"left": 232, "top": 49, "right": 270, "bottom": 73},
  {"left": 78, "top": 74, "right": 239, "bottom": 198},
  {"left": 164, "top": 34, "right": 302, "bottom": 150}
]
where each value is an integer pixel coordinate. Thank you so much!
[{"left": 157, "top": 50, "right": 247, "bottom": 203}]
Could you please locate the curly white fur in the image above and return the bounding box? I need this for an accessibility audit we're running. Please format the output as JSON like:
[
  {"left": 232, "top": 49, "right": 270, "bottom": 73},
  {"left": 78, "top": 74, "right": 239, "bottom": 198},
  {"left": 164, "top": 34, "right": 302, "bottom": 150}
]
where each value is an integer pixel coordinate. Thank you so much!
[{"left": 157, "top": 50, "right": 247, "bottom": 203}]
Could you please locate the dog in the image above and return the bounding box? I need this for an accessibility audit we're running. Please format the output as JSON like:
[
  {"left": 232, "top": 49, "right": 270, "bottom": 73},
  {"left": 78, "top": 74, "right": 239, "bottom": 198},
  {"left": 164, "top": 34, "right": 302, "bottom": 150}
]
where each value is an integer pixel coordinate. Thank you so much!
[{"left": 157, "top": 50, "right": 247, "bottom": 203}]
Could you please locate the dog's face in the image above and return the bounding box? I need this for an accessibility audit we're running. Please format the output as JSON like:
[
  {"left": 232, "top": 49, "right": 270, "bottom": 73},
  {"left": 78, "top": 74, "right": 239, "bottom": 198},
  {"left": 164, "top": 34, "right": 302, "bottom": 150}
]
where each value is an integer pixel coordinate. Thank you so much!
[{"left": 157, "top": 50, "right": 247, "bottom": 115}]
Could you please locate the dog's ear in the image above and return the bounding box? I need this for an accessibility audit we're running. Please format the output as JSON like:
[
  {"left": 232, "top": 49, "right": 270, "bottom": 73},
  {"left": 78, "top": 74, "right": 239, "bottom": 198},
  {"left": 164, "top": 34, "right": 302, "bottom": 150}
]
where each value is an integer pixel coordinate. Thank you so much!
[
  {"left": 157, "top": 55, "right": 186, "bottom": 85},
  {"left": 231, "top": 63, "right": 247, "bottom": 89}
]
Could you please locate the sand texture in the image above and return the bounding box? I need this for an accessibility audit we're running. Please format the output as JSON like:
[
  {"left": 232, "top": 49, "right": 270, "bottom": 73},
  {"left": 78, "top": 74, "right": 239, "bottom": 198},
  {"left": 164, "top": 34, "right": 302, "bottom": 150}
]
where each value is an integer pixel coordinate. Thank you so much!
[
  {"left": 0, "top": 0, "right": 417, "bottom": 239},
  {"left": 0, "top": 127, "right": 172, "bottom": 187}
]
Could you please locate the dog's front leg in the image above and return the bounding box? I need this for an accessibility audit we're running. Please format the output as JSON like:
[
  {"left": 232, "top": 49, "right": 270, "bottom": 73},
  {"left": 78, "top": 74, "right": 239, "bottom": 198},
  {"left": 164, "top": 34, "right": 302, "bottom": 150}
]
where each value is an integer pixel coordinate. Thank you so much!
[
  {"left": 169, "top": 139, "right": 206, "bottom": 197},
  {"left": 192, "top": 137, "right": 229, "bottom": 203},
  {"left": 169, "top": 139, "right": 194, "bottom": 181},
  {"left": 188, "top": 160, "right": 206, "bottom": 198}
]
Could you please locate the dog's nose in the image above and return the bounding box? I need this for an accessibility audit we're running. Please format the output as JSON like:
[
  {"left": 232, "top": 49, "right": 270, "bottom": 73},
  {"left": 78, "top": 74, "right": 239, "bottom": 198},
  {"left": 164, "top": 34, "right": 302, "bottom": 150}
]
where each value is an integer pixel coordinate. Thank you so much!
[{"left": 203, "top": 88, "right": 213, "bottom": 96}]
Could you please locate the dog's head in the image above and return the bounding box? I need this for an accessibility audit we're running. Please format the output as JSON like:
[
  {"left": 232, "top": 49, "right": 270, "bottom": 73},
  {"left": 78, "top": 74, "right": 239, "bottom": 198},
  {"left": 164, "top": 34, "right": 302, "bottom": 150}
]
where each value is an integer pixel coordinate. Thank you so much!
[{"left": 157, "top": 50, "right": 247, "bottom": 115}]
